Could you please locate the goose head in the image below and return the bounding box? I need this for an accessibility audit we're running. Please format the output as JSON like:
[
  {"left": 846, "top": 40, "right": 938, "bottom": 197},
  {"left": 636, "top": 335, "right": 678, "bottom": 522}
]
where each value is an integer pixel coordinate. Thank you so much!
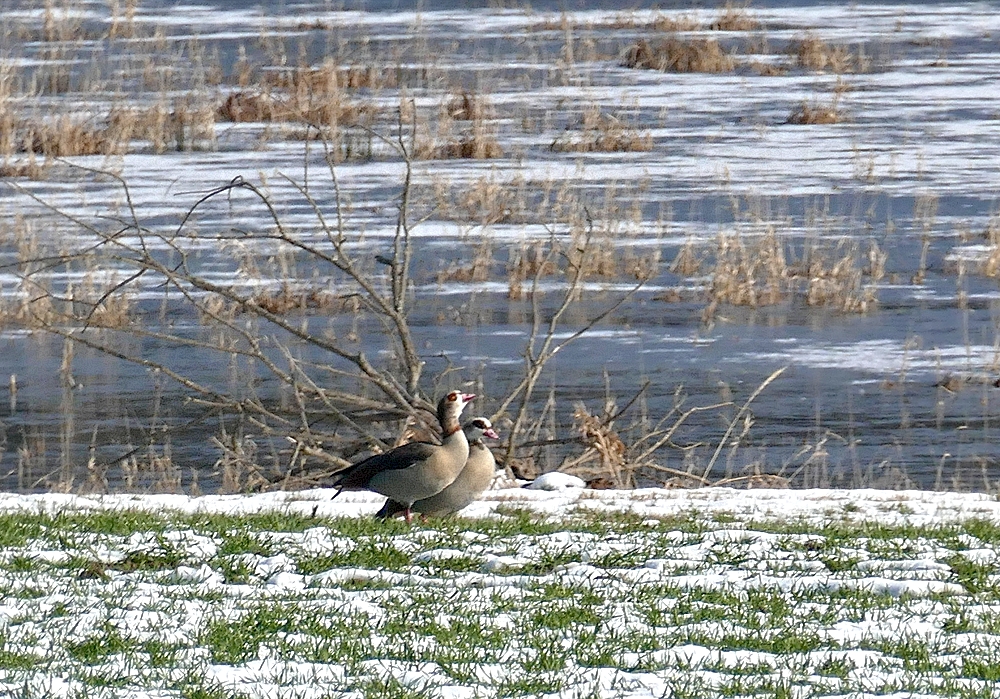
[
  {"left": 437, "top": 389, "right": 476, "bottom": 430},
  {"left": 464, "top": 417, "right": 500, "bottom": 442}
]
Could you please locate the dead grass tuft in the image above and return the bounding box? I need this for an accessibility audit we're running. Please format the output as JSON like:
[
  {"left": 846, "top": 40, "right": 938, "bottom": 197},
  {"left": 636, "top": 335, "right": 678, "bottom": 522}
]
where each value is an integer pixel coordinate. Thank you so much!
[
  {"left": 20, "top": 116, "right": 114, "bottom": 157},
  {"left": 447, "top": 176, "right": 523, "bottom": 225},
  {"left": 562, "top": 403, "right": 628, "bottom": 485},
  {"left": 420, "top": 137, "right": 503, "bottom": 160},
  {"left": 649, "top": 14, "right": 702, "bottom": 32},
  {"left": 789, "top": 34, "right": 868, "bottom": 73},
  {"left": 436, "top": 241, "right": 494, "bottom": 283},
  {"left": 799, "top": 247, "right": 876, "bottom": 313},
  {"left": 217, "top": 89, "right": 368, "bottom": 126},
  {"left": 708, "top": 228, "right": 787, "bottom": 308},
  {"left": 109, "top": 99, "right": 216, "bottom": 152},
  {"left": 550, "top": 109, "right": 653, "bottom": 153},
  {"left": 414, "top": 90, "right": 504, "bottom": 160},
  {"left": 213, "top": 433, "right": 267, "bottom": 494},
  {"left": 622, "top": 37, "right": 736, "bottom": 73},
  {"left": 219, "top": 61, "right": 377, "bottom": 130},
  {"left": 688, "top": 229, "right": 877, "bottom": 319},
  {"left": 709, "top": 2, "right": 761, "bottom": 32},
  {"left": 0, "top": 157, "right": 47, "bottom": 179},
  {"left": 248, "top": 285, "right": 347, "bottom": 315},
  {"left": 218, "top": 91, "right": 280, "bottom": 122},
  {"left": 447, "top": 91, "right": 491, "bottom": 121},
  {"left": 671, "top": 239, "right": 703, "bottom": 276},
  {"left": 78, "top": 291, "right": 134, "bottom": 329},
  {"left": 508, "top": 241, "right": 560, "bottom": 299},
  {"left": 787, "top": 98, "right": 847, "bottom": 125},
  {"left": 275, "top": 60, "right": 398, "bottom": 90},
  {"left": 748, "top": 61, "right": 788, "bottom": 76}
]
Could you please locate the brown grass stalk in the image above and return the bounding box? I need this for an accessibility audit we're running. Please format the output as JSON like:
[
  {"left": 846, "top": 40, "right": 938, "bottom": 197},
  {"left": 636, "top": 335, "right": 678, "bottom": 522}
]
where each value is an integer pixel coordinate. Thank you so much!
[{"left": 623, "top": 37, "right": 736, "bottom": 73}]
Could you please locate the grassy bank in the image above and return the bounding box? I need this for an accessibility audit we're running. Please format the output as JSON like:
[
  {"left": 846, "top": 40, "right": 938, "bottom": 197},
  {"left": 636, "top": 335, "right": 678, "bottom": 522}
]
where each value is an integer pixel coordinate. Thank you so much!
[{"left": 0, "top": 487, "right": 999, "bottom": 697}]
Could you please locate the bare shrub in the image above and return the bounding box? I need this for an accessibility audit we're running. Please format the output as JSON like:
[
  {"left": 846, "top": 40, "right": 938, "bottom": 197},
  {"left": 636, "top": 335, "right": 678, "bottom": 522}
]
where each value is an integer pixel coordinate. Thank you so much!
[
  {"left": 7, "top": 115, "right": 656, "bottom": 493},
  {"left": 622, "top": 37, "right": 735, "bottom": 73}
]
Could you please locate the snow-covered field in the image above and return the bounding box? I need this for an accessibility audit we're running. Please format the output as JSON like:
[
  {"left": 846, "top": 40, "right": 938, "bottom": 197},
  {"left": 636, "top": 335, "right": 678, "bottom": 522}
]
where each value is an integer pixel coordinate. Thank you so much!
[{"left": 3, "top": 485, "right": 1000, "bottom": 698}]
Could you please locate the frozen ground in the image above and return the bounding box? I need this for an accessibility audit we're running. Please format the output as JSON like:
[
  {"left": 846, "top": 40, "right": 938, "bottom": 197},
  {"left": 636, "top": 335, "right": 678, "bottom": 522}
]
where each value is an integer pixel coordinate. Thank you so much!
[{"left": 2, "top": 484, "right": 1000, "bottom": 698}]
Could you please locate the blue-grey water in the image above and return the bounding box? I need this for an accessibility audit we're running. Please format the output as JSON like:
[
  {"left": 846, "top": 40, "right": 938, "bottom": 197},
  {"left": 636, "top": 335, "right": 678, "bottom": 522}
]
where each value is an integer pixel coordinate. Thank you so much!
[{"left": 2, "top": 0, "right": 1000, "bottom": 492}]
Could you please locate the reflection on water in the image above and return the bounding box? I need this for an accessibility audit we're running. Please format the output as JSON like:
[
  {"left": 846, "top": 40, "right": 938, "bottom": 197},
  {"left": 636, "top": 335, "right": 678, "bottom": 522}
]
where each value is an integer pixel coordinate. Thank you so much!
[{"left": 2, "top": 1, "right": 1000, "bottom": 492}]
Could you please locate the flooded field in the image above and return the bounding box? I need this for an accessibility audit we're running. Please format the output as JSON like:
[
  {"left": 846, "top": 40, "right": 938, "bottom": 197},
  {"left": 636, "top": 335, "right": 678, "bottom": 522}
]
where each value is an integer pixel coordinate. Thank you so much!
[{"left": 1, "top": 0, "right": 1000, "bottom": 493}]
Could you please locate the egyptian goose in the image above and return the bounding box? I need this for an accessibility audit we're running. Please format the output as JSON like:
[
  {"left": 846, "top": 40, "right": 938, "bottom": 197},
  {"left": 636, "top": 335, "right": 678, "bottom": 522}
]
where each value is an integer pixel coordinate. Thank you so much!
[
  {"left": 331, "top": 390, "right": 474, "bottom": 522},
  {"left": 376, "top": 417, "right": 500, "bottom": 520}
]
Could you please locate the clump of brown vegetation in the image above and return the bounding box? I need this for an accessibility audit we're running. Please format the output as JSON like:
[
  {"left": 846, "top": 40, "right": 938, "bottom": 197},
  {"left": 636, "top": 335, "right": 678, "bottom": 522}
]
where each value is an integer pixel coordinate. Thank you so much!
[
  {"left": 564, "top": 403, "right": 628, "bottom": 484},
  {"left": 217, "top": 92, "right": 280, "bottom": 122},
  {"left": 442, "top": 176, "right": 525, "bottom": 225},
  {"left": 508, "top": 241, "right": 560, "bottom": 300},
  {"left": 447, "top": 91, "right": 491, "bottom": 121},
  {"left": 248, "top": 285, "right": 346, "bottom": 315},
  {"left": 649, "top": 14, "right": 702, "bottom": 32},
  {"left": 550, "top": 109, "right": 653, "bottom": 153},
  {"left": 787, "top": 98, "right": 847, "bottom": 125},
  {"left": 707, "top": 228, "right": 788, "bottom": 309},
  {"left": 789, "top": 34, "right": 869, "bottom": 73},
  {"left": 957, "top": 213, "right": 1000, "bottom": 277},
  {"left": 436, "top": 241, "right": 494, "bottom": 283},
  {"left": 8, "top": 116, "right": 117, "bottom": 157},
  {"left": 217, "top": 60, "right": 379, "bottom": 142},
  {"left": 671, "top": 239, "right": 703, "bottom": 276},
  {"left": 684, "top": 227, "right": 879, "bottom": 322},
  {"left": 268, "top": 62, "right": 398, "bottom": 91},
  {"left": 110, "top": 99, "right": 217, "bottom": 152},
  {"left": 419, "top": 135, "right": 503, "bottom": 160},
  {"left": 710, "top": 2, "right": 761, "bottom": 32},
  {"left": 748, "top": 61, "right": 788, "bottom": 76},
  {"left": 217, "top": 89, "right": 368, "bottom": 126},
  {"left": 415, "top": 95, "right": 503, "bottom": 160},
  {"left": 622, "top": 37, "right": 736, "bottom": 73}
]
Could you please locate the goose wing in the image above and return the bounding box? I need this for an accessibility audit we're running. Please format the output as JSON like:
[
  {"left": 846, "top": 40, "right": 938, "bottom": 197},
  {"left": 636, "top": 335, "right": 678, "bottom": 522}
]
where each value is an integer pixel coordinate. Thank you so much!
[{"left": 333, "top": 441, "right": 437, "bottom": 490}]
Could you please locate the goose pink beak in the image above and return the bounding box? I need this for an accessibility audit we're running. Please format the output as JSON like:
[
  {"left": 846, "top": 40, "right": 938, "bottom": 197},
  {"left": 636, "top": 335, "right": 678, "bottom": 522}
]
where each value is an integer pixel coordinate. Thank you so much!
[
  {"left": 462, "top": 393, "right": 476, "bottom": 403},
  {"left": 483, "top": 427, "right": 500, "bottom": 440}
]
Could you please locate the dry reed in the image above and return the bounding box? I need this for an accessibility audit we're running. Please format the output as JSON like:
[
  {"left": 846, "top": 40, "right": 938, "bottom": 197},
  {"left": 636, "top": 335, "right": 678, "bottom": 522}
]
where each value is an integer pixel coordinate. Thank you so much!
[
  {"left": 623, "top": 37, "right": 736, "bottom": 73},
  {"left": 550, "top": 109, "right": 653, "bottom": 153},
  {"left": 787, "top": 98, "right": 847, "bottom": 125},
  {"left": 710, "top": 2, "right": 761, "bottom": 32},
  {"left": 789, "top": 34, "right": 868, "bottom": 73}
]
